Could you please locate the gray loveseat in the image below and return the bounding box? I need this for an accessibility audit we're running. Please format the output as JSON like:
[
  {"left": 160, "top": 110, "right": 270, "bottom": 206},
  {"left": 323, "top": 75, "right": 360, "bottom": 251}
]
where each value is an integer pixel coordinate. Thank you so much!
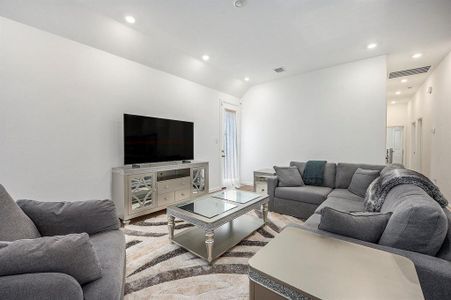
[
  {"left": 268, "top": 162, "right": 451, "bottom": 300},
  {"left": 0, "top": 185, "right": 125, "bottom": 300}
]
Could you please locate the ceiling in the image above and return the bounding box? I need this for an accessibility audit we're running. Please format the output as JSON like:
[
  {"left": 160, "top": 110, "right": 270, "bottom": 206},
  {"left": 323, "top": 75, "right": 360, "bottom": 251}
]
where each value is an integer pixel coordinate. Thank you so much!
[{"left": 1, "top": 0, "right": 451, "bottom": 98}]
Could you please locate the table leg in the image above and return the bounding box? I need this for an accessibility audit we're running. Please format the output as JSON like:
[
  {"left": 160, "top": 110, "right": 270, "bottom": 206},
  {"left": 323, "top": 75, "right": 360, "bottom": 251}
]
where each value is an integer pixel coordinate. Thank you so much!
[
  {"left": 205, "top": 230, "right": 215, "bottom": 264},
  {"left": 261, "top": 203, "right": 269, "bottom": 224},
  {"left": 167, "top": 215, "right": 175, "bottom": 241}
]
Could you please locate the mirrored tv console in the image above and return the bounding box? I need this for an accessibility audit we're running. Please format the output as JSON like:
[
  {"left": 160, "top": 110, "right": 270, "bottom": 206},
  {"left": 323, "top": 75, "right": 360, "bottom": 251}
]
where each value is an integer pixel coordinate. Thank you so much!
[{"left": 112, "top": 161, "right": 209, "bottom": 224}]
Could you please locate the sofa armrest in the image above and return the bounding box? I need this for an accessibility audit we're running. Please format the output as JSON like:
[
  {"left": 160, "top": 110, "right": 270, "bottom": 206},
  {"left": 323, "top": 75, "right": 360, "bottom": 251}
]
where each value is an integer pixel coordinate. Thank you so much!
[
  {"left": 17, "top": 199, "right": 120, "bottom": 236},
  {"left": 0, "top": 273, "right": 83, "bottom": 300},
  {"left": 267, "top": 176, "right": 279, "bottom": 211}
]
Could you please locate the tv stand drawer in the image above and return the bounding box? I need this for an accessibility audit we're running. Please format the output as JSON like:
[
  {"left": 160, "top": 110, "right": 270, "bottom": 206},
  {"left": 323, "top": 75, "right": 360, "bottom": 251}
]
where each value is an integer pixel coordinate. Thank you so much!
[
  {"left": 157, "top": 177, "right": 190, "bottom": 194},
  {"left": 175, "top": 189, "right": 190, "bottom": 202},
  {"left": 158, "top": 192, "right": 175, "bottom": 206}
]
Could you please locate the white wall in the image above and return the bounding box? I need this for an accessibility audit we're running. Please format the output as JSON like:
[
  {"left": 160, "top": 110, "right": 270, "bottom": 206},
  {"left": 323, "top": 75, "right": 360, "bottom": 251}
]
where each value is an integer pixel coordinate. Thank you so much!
[
  {"left": 240, "top": 56, "right": 387, "bottom": 184},
  {"left": 405, "top": 50, "right": 451, "bottom": 199},
  {"left": 0, "top": 17, "right": 239, "bottom": 200},
  {"left": 387, "top": 102, "right": 408, "bottom": 127}
]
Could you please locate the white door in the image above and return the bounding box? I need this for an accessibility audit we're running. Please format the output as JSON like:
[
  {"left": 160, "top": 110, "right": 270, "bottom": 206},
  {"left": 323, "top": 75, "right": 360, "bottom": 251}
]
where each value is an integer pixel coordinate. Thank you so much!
[
  {"left": 410, "top": 122, "right": 417, "bottom": 170},
  {"left": 220, "top": 101, "right": 240, "bottom": 188},
  {"left": 416, "top": 118, "right": 423, "bottom": 172},
  {"left": 386, "top": 126, "right": 404, "bottom": 164}
]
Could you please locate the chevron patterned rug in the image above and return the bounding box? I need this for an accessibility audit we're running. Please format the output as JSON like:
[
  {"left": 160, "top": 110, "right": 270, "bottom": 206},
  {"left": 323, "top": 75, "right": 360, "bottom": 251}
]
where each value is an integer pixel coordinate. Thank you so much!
[{"left": 123, "top": 210, "right": 303, "bottom": 299}]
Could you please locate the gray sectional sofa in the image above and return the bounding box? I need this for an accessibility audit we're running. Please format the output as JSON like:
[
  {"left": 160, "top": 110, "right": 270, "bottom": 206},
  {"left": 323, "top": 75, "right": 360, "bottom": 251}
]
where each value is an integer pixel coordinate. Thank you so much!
[
  {"left": 0, "top": 185, "right": 125, "bottom": 300},
  {"left": 268, "top": 162, "right": 451, "bottom": 300},
  {"left": 268, "top": 161, "right": 385, "bottom": 219}
]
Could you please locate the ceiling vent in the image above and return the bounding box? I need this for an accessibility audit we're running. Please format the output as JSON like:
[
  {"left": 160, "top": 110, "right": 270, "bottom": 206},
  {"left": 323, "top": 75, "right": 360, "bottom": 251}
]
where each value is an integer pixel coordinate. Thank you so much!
[
  {"left": 274, "top": 67, "right": 285, "bottom": 73},
  {"left": 388, "top": 66, "right": 431, "bottom": 79}
]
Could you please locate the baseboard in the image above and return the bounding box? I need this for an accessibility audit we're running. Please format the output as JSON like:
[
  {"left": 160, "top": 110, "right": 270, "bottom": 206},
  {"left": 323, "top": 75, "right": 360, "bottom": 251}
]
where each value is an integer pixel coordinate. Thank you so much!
[{"left": 240, "top": 181, "right": 253, "bottom": 186}]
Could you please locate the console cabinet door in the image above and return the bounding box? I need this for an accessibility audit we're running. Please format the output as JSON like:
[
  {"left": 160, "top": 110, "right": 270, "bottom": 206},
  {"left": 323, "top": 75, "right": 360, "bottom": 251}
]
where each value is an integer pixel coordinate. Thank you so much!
[
  {"left": 127, "top": 173, "right": 157, "bottom": 214},
  {"left": 192, "top": 166, "right": 207, "bottom": 197}
]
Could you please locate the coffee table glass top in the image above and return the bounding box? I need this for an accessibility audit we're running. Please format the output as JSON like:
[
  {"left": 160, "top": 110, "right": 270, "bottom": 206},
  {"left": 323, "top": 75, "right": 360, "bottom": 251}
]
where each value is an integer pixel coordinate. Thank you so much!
[
  {"left": 212, "top": 190, "right": 260, "bottom": 204},
  {"left": 177, "top": 197, "right": 237, "bottom": 219}
]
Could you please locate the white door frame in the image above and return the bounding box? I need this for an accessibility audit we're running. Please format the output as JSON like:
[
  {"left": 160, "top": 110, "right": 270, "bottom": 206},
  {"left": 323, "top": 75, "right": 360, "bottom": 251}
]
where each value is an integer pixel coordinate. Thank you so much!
[{"left": 219, "top": 100, "right": 241, "bottom": 188}]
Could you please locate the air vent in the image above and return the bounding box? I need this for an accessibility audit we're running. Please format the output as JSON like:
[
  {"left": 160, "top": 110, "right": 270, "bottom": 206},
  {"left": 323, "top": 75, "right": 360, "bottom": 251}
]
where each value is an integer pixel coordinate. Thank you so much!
[
  {"left": 274, "top": 67, "right": 285, "bottom": 73},
  {"left": 388, "top": 66, "right": 431, "bottom": 79}
]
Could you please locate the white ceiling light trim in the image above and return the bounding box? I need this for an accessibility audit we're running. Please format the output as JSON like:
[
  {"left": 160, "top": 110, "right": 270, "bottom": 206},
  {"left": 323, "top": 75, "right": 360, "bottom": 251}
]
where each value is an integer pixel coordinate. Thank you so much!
[
  {"left": 412, "top": 53, "right": 423, "bottom": 59},
  {"left": 244, "top": 76, "right": 250, "bottom": 81},
  {"left": 367, "top": 43, "right": 377, "bottom": 50},
  {"left": 202, "top": 54, "right": 210, "bottom": 61}
]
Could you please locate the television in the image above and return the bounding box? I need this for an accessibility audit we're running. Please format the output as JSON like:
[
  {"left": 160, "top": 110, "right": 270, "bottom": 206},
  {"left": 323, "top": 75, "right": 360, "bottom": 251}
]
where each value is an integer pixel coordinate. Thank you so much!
[{"left": 124, "top": 114, "right": 194, "bottom": 165}]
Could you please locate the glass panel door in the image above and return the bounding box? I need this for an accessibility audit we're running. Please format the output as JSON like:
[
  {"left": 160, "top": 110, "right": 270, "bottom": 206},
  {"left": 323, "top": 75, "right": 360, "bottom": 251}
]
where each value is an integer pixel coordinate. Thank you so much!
[
  {"left": 192, "top": 167, "right": 206, "bottom": 196},
  {"left": 128, "top": 174, "right": 156, "bottom": 213}
]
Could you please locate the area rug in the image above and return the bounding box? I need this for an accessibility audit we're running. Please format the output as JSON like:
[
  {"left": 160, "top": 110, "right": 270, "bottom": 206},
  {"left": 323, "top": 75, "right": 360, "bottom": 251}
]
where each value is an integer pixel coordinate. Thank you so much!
[{"left": 123, "top": 210, "right": 303, "bottom": 299}]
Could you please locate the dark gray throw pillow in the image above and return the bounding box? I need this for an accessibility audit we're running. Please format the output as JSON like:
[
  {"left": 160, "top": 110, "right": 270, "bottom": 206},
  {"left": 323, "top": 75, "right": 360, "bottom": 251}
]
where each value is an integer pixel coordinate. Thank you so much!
[
  {"left": 0, "top": 185, "right": 41, "bottom": 241},
  {"left": 274, "top": 166, "right": 304, "bottom": 187},
  {"left": 348, "top": 168, "right": 380, "bottom": 197},
  {"left": 0, "top": 233, "right": 102, "bottom": 285},
  {"left": 17, "top": 199, "right": 120, "bottom": 236},
  {"left": 319, "top": 207, "right": 392, "bottom": 243}
]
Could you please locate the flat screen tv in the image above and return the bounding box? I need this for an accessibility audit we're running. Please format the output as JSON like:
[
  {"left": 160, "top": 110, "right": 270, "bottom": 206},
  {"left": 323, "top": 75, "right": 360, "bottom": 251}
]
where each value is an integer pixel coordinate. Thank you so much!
[{"left": 124, "top": 114, "right": 194, "bottom": 165}]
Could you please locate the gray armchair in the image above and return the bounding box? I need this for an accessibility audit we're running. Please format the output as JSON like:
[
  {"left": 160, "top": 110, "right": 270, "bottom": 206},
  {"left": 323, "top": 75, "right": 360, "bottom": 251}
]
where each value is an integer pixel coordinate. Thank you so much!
[{"left": 0, "top": 185, "right": 125, "bottom": 300}]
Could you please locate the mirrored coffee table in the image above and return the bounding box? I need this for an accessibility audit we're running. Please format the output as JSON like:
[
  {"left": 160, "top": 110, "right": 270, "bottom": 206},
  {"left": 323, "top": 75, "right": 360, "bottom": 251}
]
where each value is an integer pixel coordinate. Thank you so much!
[{"left": 167, "top": 190, "right": 269, "bottom": 264}]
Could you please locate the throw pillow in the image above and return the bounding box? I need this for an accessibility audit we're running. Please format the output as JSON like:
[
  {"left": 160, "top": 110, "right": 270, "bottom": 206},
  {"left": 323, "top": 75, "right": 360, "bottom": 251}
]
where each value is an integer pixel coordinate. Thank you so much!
[
  {"left": 274, "top": 166, "right": 304, "bottom": 187},
  {"left": 17, "top": 199, "right": 120, "bottom": 236},
  {"left": 0, "top": 185, "right": 41, "bottom": 241},
  {"left": 319, "top": 207, "right": 392, "bottom": 243},
  {"left": 0, "top": 233, "right": 102, "bottom": 285},
  {"left": 348, "top": 168, "right": 380, "bottom": 197}
]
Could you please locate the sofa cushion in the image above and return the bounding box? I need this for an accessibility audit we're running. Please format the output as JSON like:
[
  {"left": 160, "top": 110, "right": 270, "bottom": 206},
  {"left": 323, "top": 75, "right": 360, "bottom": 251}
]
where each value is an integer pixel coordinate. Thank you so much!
[
  {"left": 17, "top": 199, "right": 120, "bottom": 236},
  {"left": 379, "top": 185, "right": 448, "bottom": 256},
  {"left": 436, "top": 209, "right": 451, "bottom": 261},
  {"left": 327, "top": 189, "right": 363, "bottom": 202},
  {"left": 0, "top": 233, "right": 102, "bottom": 285},
  {"left": 0, "top": 273, "right": 84, "bottom": 300},
  {"left": 275, "top": 186, "right": 332, "bottom": 205},
  {"left": 315, "top": 197, "right": 365, "bottom": 214},
  {"left": 348, "top": 168, "right": 380, "bottom": 197},
  {"left": 335, "top": 163, "right": 384, "bottom": 189},
  {"left": 319, "top": 207, "right": 391, "bottom": 243},
  {"left": 274, "top": 166, "right": 304, "bottom": 187},
  {"left": 290, "top": 161, "right": 336, "bottom": 188},
  {"left": 82, "top": 230, "right": 125, "bottom": 300},
  {"left": 0, "top": 185, "right": 40, "bottom": 241}
]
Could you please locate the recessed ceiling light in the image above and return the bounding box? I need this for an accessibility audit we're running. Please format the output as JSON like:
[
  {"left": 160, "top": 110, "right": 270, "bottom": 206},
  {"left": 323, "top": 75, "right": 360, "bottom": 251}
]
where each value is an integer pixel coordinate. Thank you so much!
[
  {"left": 233, "top": 0, "right": 246, "bottom": 8},
  {"left": 367, "top": 43, "right": 377, "bottom": 50},
  {"left": 125, "top": 15, "right": 136, "bottom": 24},
  {"left": 391, "top": 101, "right": 397, "bottom": 104},
  {"left": 401, "top": 79, "right": 408, "bottom": 83},
  {"left": 395, "top": 91, "right": 401, "bottom": 95},
  {"left": 202, "top": 55, "right": 210, "bottom": 61},
  {"left": 244, "top": 77, "right": 250, "bottom": 82},
  {"left": 412, "top": 53, "right": 423, "bottom": 59}
]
